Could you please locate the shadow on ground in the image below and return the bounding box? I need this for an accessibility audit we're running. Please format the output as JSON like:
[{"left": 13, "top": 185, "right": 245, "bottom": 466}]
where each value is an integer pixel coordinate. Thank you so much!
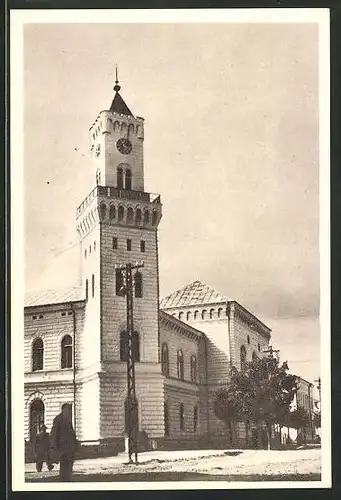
[{"left": 26, "top": 472, "right": 321, "bottom": 482}]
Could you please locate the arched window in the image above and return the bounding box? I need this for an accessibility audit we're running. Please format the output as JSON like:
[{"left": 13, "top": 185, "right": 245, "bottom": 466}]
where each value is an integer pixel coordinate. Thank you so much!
[
  {"left": 209, "top": 308, "right": 214, "bottom": 319},
  {"left": 218, "top": 308, "right": 223, "bottom": 318},
  {"left": 252, "top": 351, "right": 258, "bottom": 362},
  {"left": 121, "top": 123, "right": 127, "bottom": 134},
  {"left": 125, "top": 169, "right": 132, "bottom": 190},
  {"left": 177, "top": 350, "right": 184, "bottom": 380},
  {"left": 194, "top": 310, "right": 199, "bottom": 320},
  {"left": 32, "top": 338, "right": 44, "bottom": 372},
  {"left": 143, "top": 210, "right": 150, "bottom": 225},
  {"left": 152, "top": 210, "right": 158, "bottom": 226},
  {"left": 161, "top": 343, "right": 169, "bottom": 377},
  {"left": 164, "top": 402, "right": 170, "bottom": 436},
  {"left": 128, "top": 123, "right": 135, "bottom": 136},
  {"left": 114, "top": 120, "right": 120, "bottom": 131},
  {"left": 240, "top": 345, "right": 247, "bottom": 371},
  {"left": 201, "top": 309, "right": 207, "bottom": 320},
  {"left": 134, "top": 272, "right": 143, "bottom": 298},
  {"left": 190, "top": 355, "right": 197, "bottom": 383},
  {"left": 61, "top": 335, "right": 73, "bottom": 369},
  {"left": 29, "top": 399, "right": 45, "bottom": 442},
  {"left": 127, "top": 207, "right": 134, "bottom": 223},
  {"left": 125, "top": 396, "right": 139, "bottom": 433},
  {"left": 117, "top": 167, "right": 124, "bottom": 189},
  {"left": 193, "top": 405, "right": 198, "bottom": 432},
  {"left": 85, "top": 278, "right": 89, "bottom": 301},
  {"left": 178, "top": 311, "right": 184, "bottom": 321},
  {"left": 118, "top": 205, "right": 124, "bottom": 221},
  {"left": 120, "top": 331, "right": 140, "bottom": 362},
  {"left": 132, "top": 210, "right": 141, "bottom": 226},
  {"left": 100, "top": 203, "right": 107, "bottom": 220},
  {"left": 109, "top": 205, "right": 116, "bottom": 220},
  {"left": 179, "top": 403, "right": 185, "bottom": 431},
  {"left": 186, "top": 311, "right": 191, "bottom": 321},
  {"left": 247, "top": 335, "right": 250, "bottom": 345}
]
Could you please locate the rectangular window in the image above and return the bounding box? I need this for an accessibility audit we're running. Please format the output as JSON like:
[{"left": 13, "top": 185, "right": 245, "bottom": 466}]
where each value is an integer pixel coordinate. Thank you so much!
[
  {"left": 140, "top": 240, "right": 145, "bottom": 253},
  {"left": 92, "top": 274, "right": 95, "bottom": 298},
  {"left": 85, "top": 279, "right": 89, "bottom": 301},
  {"left": 39, "top": 314, "right": 44, "bottom": 319},
  {"left": 61, "top": 312, "right": 66, "bottom": 317},
  {"left": 127, "top": 239, "right": 132, "bottom": 251},
  {"left": 116, "top": 268, "right": 125, "bottom": 296},
  {"left": 113, "top": 237, "right": 118, "bottom": 250}
]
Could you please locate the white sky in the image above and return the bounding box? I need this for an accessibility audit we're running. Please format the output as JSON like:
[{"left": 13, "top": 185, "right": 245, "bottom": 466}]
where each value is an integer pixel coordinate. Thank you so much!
[{"left": 23, "top": 22, "right": 321, "bottom": 385}]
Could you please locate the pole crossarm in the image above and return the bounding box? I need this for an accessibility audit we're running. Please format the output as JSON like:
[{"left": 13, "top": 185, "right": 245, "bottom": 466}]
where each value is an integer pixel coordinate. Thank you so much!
[{"left": 114, "top": 261, "right": 144, "bottom": 464}]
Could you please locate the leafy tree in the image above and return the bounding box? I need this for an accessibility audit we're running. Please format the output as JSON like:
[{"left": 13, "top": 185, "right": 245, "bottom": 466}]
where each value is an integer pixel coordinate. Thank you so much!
[
  {"left": 214, "top": 356, "right": 298, "bottom": 450},
  {"left": 289, "top": 406, "right": 310, "bottom": 444},
  {"left": 213, "top": 388, "right": 237, "bottom": 445}
]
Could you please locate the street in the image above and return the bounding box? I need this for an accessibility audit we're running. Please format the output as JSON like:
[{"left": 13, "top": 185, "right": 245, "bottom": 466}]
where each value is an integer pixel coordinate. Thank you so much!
[{"left": 25, "top": 447, "right": 321, "bottom": 482}]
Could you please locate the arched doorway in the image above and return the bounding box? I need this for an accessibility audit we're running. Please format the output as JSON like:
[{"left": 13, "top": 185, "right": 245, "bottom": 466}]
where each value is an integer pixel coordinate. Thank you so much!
[{"left": 29, "top": 399, "right": 45, "bottom": 442}]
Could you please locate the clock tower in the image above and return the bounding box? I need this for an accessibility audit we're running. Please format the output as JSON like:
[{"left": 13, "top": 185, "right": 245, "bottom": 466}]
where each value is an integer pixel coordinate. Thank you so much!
[{"left": 75, "top": 72, "right": 164, "bottom": 446}]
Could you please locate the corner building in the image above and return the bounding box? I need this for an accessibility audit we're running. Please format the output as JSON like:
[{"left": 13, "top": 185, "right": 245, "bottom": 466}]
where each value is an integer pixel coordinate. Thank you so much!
[{"left": 24, "top": 79, "right": 271, "bottom": 454}]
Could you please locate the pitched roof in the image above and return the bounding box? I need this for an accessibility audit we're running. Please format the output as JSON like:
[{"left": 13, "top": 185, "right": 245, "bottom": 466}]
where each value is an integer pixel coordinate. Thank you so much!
[
  {"left": 25, "top": 286, "right": 85, "bottom": 308},
  {"left": 110, "top": 92, "right": 134, "bottom": 117},
  {"left": 160, "top": 280, "right": 230, "bottom": 309}
]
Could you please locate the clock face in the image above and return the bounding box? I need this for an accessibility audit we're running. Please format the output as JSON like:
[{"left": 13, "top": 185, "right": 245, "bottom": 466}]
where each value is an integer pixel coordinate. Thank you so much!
[{"left": 116, "top": 138, "right": 132, "bottom": 155}]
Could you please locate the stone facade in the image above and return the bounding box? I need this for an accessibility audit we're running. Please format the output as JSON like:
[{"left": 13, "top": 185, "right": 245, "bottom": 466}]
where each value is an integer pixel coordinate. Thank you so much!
[{"left": 24, "top": 81, "right": 273, "bottom": 455}]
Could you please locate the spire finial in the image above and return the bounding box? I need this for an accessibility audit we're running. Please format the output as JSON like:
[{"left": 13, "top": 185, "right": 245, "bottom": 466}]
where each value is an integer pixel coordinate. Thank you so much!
[{"left": 114, "top": 65, "right": 121, "bottom": 93}]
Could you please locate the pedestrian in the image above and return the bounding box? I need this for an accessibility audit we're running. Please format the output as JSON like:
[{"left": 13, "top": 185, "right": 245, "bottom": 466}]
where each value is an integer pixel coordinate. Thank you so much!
[
  {"left": 34, "top": 424, "right": 54, "bottom": 472},
  {"left": 50, "top": 403, "right": 78, "bottom": 481}
]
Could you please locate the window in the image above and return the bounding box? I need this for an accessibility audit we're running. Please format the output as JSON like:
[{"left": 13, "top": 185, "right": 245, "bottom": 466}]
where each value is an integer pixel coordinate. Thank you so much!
[
  {"left": 92, "top": 273, "right": 95, "bottom": 298},
  {"left": 118, "top": 206, "right": 124, "bottom": 221},
  {"left": 201, "top": 310, "right": 207, "bottom": 320},
  {"left": 117, "top": 167, "right": 124, "bottom": 189},
  {"left": 177, "top": 350, "right": 184, "bottom": 380},
  {"left": 193, "top": 406, "right": 198, "bottom": 432},
  {"left": 109, "top": 205, "right": 116, "bottom": 220},
  {"left": 32, "top": 338, "right": 44, "bottom": 371},
  {"left": 247, "top": 335, "right": 250, "bottom": 345},
  {"left": 127, "top": 239, "right": 132, "bottom": 251},
  {"left": 140, "top": 240, "right": 145, "bottom": 253},
  {"left": 125, "top": 169, "right": 132, "bottom": 190},
  {"left": 61, "top": 335, "right": 73, "bottom": 369},
  {"left": 209, "top": 308, "right": 214, "bottom": 319},
  {"left": 85, "top": 279, "right": 89, "bottom": 301},
  {"left": 194, "top": 310, "right": 199, "bottom": 320},
  {"left": 120, "top": 331, "right": 140, "bottom": 362},
  {"left": 89, "top": 244, "right": 91, "bottom": 255},
  {"left": 136, "top": 208, "right": 142, "bottom": 224},
  {"left": 100, "top": 203, "right": 106, "bottom": 220},
  {"left": 29, "top": 399, "right": 45, "bottom": 442},
  {"left": 186, "top": 311, "right": 191, "bottom": 321},
  {"left": 179, "top": 403, "right": 185, "bottom": 431},
  {"left": 164, "top": 402, "right": 170, "bottom": 436},
  {"left": 240, "top": 345, "right": 247, "bottom": 371},
  {"left": 94, "top": 241, "right": 96, "bottom": 251},
  {"left": 116, "top": 268, "right": 125, "bottom": 296},
  {"left": 258, "top": 343, "right": 261, "bottom": 352},
  {"left": 218, "top": 308, "right": 223, "bottom": 318},
  {"left": 84, "top": 249, "right": 87, "bottom": 259},
  {"left": 134, "top": 272, "right": 143, "bottom": 298},
  {"left": 161, "top": 343, "right": 169, "bottom": 376},
  {"left": 143, "top": 210, "right": 150, "bottom": 225},
  {"left": 39, "top": 314, "right": 44, "bottom": 319},
  {"left": 113, "top": 237, "right": 118, "bottom": 250},
  {"left": 61, "top": 312, "right": 66, "bottom": 317},
  {"left": 179, "top": 311, "right": 184, "bottom": 321},
  {"left": 252, "top": 351, "right": 258, "bottom": 362},
  {"left": 152, "top": 210, "right": 158, "bottom": 226},
  {"left": 190, "top": 355, "right": 197, "bottom": 383},
  {"left": 127, "top": 207, "right": 134, "bottom": 223}
]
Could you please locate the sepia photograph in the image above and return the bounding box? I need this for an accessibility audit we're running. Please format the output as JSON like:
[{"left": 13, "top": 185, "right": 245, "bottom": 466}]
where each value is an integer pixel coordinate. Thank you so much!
[{"left": 10, "top": 8, "right": 331, "bottom": 491}]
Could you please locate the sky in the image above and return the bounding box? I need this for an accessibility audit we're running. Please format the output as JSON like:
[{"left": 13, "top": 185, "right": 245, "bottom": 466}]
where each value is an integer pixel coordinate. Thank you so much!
[{"left": 23, "top": 22, "right": 321, "bottom": 386}]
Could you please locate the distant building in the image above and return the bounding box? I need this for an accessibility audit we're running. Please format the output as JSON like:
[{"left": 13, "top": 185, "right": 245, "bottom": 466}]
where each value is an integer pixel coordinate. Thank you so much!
[
  {"left": 293, "top": 376, "right": 315, "bottom": 441},
  {"left": 24, "top": 78, "right": 272, "bottom": 454}
]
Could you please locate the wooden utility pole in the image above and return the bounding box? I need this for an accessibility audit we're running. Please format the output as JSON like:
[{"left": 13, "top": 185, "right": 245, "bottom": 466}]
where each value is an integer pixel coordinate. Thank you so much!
[{"left": 115, "top": 260, "right": 144, "bottom": 464}]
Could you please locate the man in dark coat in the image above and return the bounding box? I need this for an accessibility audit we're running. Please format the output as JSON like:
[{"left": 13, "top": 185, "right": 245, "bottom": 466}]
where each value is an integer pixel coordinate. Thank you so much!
[
  {"left": 50, "top": 403, "right": 77, "bottom": 481},
  {"left": 34, "top": 425, "right": 54, "bottom": 472}
]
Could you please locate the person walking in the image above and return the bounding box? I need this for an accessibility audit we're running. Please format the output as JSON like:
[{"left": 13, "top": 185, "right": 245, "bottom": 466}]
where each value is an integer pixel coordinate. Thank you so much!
[
  {"left": 34, "top": 425, "right": 54, "bottom": 472},
  {"left": 50, "top": 403, "right": 78, "bottom": 481}
]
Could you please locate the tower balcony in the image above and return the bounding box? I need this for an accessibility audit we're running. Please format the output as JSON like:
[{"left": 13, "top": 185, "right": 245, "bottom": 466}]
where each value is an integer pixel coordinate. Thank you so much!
[{"left": 77, "top": 185, "right": 161, "bottom": 217}]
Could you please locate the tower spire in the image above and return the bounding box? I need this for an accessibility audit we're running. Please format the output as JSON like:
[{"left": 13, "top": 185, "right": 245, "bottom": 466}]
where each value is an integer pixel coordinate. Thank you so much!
[{"left": 114, "top": 65, "right": 121, "bottom": 93}]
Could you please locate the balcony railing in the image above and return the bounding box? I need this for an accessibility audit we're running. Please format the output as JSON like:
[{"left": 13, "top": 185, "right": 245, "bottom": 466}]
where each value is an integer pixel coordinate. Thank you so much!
[{"left": 77, "top": 186, "right": 161, "bottom": 216}]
